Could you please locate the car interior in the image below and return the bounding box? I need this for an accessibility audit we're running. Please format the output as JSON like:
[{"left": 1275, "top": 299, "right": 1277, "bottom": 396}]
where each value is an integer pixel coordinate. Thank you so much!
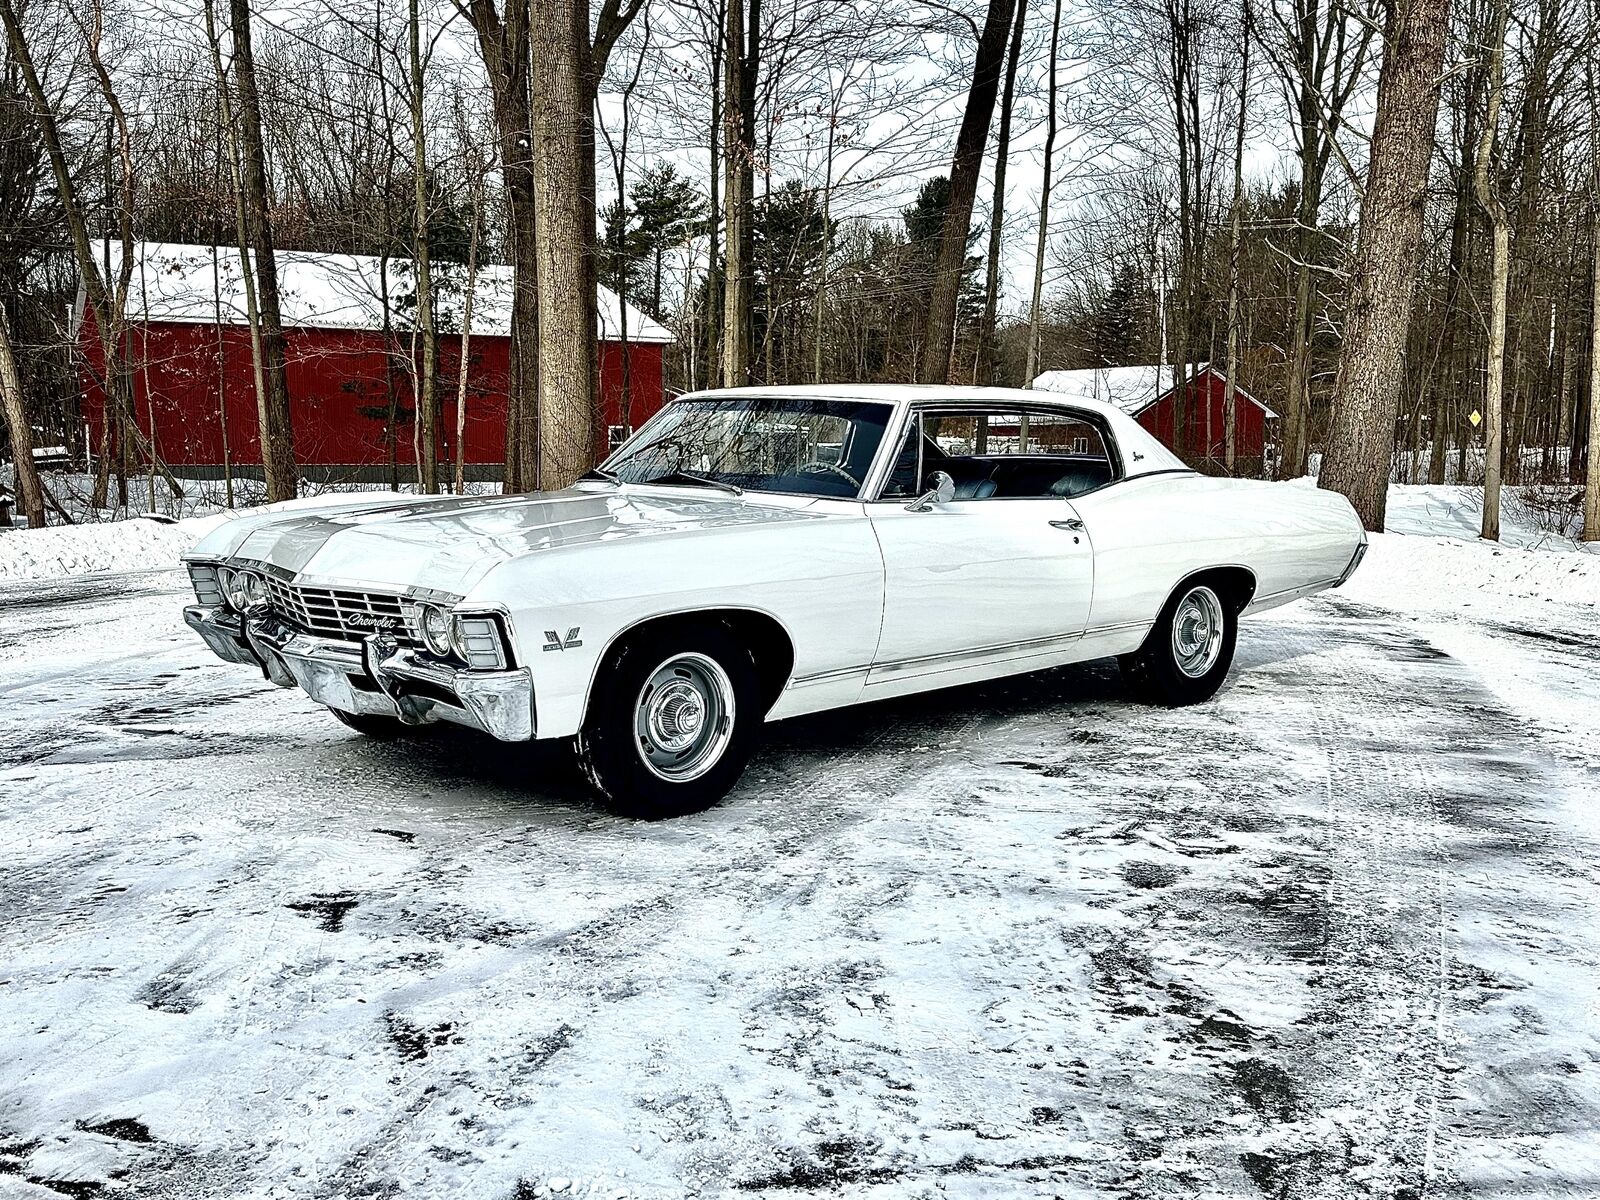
[{"left": 881, "top": 408, "right": 1119, "bottom": 500}]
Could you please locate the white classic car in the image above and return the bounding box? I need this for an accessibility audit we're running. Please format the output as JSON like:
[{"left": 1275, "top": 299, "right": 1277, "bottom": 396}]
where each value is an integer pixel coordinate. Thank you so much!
[{"left": 182, "top": 385, "right": 1366, "bottom": 815}]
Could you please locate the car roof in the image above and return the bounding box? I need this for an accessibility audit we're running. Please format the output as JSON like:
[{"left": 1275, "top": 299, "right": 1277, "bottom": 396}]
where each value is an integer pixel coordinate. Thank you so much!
[{"left": 673, "top": 384, "right": 1192, "bottom": 478}]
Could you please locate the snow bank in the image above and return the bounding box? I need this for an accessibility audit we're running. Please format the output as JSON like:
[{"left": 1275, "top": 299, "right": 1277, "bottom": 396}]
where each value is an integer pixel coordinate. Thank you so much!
[
  {"left": 1345, "top": 532, "right": 1600, "bottom": 614},
  {"left": 0, "top": 492, "right": 406, "bottom": 584},
  {"left": 0, "top": 514, "right": 221, "bottom": 583}
]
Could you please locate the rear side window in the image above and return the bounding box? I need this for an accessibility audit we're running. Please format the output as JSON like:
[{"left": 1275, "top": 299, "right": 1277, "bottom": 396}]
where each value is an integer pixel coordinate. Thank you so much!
[{"left": 880, "top": 408, "right": 1118, "bottom": 500}]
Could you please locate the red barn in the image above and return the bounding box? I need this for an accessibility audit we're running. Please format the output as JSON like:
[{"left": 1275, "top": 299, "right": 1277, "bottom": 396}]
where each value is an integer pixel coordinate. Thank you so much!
[
  {"left": 76, "top": 241, "right": 673, "bottom": 483},
  {"left": 1033, "top": 363, "right": 1276, "bottom": 474}
]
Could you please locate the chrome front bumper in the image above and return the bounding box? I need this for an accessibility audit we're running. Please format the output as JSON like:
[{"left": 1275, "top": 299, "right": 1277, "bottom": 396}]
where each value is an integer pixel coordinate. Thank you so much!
[{"left": 184, "top": 606, "right": 535, "bottom": 741}]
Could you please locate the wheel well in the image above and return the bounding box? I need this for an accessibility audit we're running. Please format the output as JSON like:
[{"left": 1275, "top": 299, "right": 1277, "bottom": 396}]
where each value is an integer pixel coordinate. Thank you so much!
[
  {"left": 1173, "top": 566, "right": 1257, "bottom": 616},
  {"left": 598, "top": 609, "right": 796, "bottom": 716}
]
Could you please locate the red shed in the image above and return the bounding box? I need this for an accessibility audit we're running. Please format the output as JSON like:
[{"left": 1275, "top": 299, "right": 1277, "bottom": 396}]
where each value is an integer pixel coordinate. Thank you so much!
[
  {"left": 1032, "top": 363, "right": 1276, "bottom": 473},
  {"left": 77, "top": 241, "right": 673, "bottom": 483}
]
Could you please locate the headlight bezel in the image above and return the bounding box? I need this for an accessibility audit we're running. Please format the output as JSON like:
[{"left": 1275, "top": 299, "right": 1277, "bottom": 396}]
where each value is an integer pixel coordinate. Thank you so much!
[
  {"left": 418, "top": 603, "right": 455, "bottom": 657},
  {"left": 217, "top": 565, "right": 265, "bottom": 613}
]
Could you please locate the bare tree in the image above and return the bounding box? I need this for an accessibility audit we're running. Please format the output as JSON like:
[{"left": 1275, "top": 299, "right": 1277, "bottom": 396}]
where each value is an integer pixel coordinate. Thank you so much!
[
  {"left": 721, "top": 0, "right": 758, "bottom": 386},
  {"left": 1222, "top": 0, "right": 1251, "bottom": 475},
  {"left": 919, "top": 0, "right": 1016, "bottom": 384},
  {"left": 1474, "top": 0, "right": 1511, "bottom": 540},
  {"left": 229, "top": 0, "right": 298, "bottom": 501},
  {"left": 1585, "top": 4, "right": 1600, "bottom": 541},
  {"left": 459, "top": 0, "right": 540, "bottom": 489},
  {"left": 1025, "top": 0, "right": 1065, "bottom": 385},
  {"left": 408, "top": 0, "right": 439, "bottom": 492},
  {"left": 977, "top": 0, "right": 1025, "bottom": 385},
  {"left": 0, "top": 0, "right": 142, "bottom": 509},
  {"left": 1318, "top": 0, "right": 1452, "bottom": 530},
  {"left": 203, "top": 0, "right": 268, "bottom": 503},
  {"left": 1259, "top": 0, "right": 1376, "bottom": 477}
]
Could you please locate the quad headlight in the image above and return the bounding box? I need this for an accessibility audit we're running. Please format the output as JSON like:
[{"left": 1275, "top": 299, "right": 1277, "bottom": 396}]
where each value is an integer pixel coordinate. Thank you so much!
[
  {"left": 418, "top": 604, "right": 455, "bottom": 657},
  {"left": 219, "top": 566, "right": 266, "bottom": 612},
  {"left": 415, "top": 603, "right": 509, "bottom": 669}
]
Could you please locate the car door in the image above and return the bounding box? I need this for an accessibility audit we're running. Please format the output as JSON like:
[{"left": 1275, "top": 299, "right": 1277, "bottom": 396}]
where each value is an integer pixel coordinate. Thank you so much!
[{"left": 865, "top": 405, "right": 1097, "bottom": 685}]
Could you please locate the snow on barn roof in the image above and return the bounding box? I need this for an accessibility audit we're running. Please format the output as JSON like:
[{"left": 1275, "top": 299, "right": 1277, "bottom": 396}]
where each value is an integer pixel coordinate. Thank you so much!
[
  {"left": 1032, "top": 363, "right": 1277, "bottom": 419},
  {"left": 88, "top": 240, "right": 674, "bottom": 344}
]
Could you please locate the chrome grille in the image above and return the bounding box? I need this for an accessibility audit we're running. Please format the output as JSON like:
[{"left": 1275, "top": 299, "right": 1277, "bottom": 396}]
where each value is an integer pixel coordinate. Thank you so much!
[{"left": 263, "top": 575, "right": 415, "bottom": 644}]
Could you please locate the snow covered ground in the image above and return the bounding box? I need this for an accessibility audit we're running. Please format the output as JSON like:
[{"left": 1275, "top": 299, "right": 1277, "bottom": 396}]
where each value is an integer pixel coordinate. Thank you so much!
[{"left": 1, "top": 487, "right": 1598, "bottom": 1199}]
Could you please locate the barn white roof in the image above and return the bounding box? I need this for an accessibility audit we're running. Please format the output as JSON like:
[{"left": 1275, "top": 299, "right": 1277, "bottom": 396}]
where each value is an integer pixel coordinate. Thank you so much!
[
  {"left": 86, "top": 240, "right": 674, "bottom": 344},
  {"left": 1032, "top": 363, "right": 1276, "bottom": 419}
]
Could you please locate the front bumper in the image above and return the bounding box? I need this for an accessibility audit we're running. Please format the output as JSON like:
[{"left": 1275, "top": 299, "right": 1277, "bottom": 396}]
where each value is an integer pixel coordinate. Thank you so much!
[{"left": 184, "top": 605, "right": 534, "bottom": 741}]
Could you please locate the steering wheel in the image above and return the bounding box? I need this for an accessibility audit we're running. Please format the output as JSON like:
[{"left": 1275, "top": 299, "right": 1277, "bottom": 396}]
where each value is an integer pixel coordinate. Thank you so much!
[{"left": 797, "top": 460, "right": 861, "bottom": 488}]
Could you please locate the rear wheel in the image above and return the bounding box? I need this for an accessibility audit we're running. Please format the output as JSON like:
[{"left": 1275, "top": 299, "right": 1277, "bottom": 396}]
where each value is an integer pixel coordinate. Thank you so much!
[
  {"left": 330, "top": 707, "right": 414, "bottom": 739},
  {"left": 576, "top": 622, "right": 762, "bottom": 818},
  {"left": 1119, "top": 582, "right": 1238, "bottom": 706}
]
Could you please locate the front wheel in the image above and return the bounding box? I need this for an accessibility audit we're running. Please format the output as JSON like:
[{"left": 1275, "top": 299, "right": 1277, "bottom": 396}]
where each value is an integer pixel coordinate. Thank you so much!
[
  {"left": 575, "top": 622, "right": 763, "bottom": 818},
  {"left": 1119, "top": 582, "right": 1238, "bottom": 706}
]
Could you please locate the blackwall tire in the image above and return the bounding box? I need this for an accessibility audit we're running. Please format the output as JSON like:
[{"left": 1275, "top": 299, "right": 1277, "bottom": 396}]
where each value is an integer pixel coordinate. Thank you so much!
[
  {"left": 1119, "top": 582, "right": 1238, "bottom": 707},
  {"left": 575, "top": 621, "right": 763, "bottom": 818}
]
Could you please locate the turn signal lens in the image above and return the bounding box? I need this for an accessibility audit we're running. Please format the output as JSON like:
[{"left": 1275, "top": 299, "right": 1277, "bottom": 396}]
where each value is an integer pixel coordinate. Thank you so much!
[
  {"left": 189, "top": 563, "right": 224, "bottom": 607},
  {"left": 450, "top": 615, "right": 509, "bottom": 670}
]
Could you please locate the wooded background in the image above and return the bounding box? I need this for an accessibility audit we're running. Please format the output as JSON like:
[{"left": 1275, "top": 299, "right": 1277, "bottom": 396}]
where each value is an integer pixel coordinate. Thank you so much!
[{"left": 0, "top": 0, "right": 1597, "bottom": 538}]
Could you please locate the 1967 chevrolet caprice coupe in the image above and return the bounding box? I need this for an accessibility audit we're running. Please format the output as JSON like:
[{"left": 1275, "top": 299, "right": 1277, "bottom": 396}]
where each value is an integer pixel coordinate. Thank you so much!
[{"left": 182, "top": 385, "right": 1366, "bottom": 816}]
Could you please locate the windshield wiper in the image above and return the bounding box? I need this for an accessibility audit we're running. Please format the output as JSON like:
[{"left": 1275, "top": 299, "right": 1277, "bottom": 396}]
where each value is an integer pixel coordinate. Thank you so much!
[
  {"left": 645, "top": 470, "right": 743, "bottom": 496},
  {"left": 579, "top": 466, "right": 622, "bottom": 485}
]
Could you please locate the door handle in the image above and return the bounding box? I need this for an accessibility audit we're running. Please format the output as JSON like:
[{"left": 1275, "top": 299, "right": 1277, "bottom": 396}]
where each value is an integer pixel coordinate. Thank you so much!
[{"left": 1049, "top": 518, "right": 1085, "bottom": 531}]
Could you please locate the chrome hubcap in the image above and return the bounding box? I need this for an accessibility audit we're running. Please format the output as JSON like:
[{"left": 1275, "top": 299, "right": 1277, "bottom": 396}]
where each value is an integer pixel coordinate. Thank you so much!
[
  {"left": 635, "top": 653, "right": 735, "bottom": 781},
  {"left": 1171, "top": 585, "right": 1225, "bottom": 678}
]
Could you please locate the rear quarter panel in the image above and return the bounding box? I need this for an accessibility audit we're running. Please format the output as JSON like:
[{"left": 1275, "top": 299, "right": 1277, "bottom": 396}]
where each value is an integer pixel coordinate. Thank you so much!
[
  {"left": 462, "top": 504, "right": 885, "bottom": 738},
  {"left": 1071, "top": 475, "right": 1364, "bottom": 633}
]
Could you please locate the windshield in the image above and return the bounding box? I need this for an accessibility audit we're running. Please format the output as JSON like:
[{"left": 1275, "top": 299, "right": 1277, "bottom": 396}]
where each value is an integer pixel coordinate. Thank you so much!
[{"left": 601, "top": 396, "right": 893, "bottom": 499}]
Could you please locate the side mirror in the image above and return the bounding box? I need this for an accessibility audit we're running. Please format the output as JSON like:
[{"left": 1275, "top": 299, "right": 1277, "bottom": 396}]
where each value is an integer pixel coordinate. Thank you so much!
[{"left": 905, "top": 469, "right": 955, "bottom": 512}]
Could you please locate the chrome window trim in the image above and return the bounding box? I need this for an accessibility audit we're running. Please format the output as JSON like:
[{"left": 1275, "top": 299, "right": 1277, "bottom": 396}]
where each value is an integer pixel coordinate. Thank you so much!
[
  {"left": 863, "top": 398, "right": 1125, "bottom": 503},
  {"left": 601, "top": 392, "right": 898, "bottom": 502}
]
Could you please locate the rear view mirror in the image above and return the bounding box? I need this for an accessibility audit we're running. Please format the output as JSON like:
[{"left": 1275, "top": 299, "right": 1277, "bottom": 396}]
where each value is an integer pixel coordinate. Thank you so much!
[{"left": 906, "top": 470, "right": 955, "bottom": 512}]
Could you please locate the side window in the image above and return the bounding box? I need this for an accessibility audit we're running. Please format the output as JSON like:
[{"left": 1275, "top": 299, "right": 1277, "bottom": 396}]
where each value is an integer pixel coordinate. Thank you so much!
[{"left": 880, "top": 408, "right": 1117, "bottom": 500}]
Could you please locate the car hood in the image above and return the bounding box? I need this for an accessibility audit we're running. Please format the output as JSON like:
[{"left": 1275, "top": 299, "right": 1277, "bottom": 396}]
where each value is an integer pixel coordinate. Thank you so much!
[{"left": 187, "top": 485, "right": 838, "bottom": 594}]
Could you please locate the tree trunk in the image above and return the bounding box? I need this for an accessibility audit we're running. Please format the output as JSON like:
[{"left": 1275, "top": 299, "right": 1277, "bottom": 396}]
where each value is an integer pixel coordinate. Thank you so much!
[
  {"left": 978, "top": 0, "right": 1026, "bottom": 386},
  {"left": 0, "top": 301, "right": 44, "bottom": 528},
  {"left": 705, "top": 0, "right": 725, "bottom": 387},
  {"left": 530, "top": 0, "right": 599, "bottom": 487},
  {"left": 1584, "top": 63, "right": 1600, "bottom": 540},
  {"left": 1024, "top": 0, "right": 1063, "bottom": 386},
  {"left": 1280, "top": 7, "right": 1322, "bottom": 479},
  {"left": 1223, "top": 2, "right": 1250, "bottom": 476},
  {"left": 456, "top": 170, "right": 483, "bottom": 496},
  {"left": 229, "top": 0, "right": 297, "bottom": 501},
  {"left": 1317, "top": 0, "right": 1451, "bottom": 531},
  {"left": 1474, "top": 0, "right": 1509, "bottom": 541},
  {"left": 721, "top": 0, "right": 758, "bottom": 387},
  {"left": 1283, "top": 151, "right": 1322, "bottom": 477},
  {"left": 409, "top": 0, "right": 440, "bottom": 493},
  {"left": 1167, "top": 0, "right": 1196, "bottom": 456},
  {"left": 466, "top": 0, "right": 541, "bottom": 491},
  {"left": 918, "top": 0, "right": 1016, "bottom": 384}
]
